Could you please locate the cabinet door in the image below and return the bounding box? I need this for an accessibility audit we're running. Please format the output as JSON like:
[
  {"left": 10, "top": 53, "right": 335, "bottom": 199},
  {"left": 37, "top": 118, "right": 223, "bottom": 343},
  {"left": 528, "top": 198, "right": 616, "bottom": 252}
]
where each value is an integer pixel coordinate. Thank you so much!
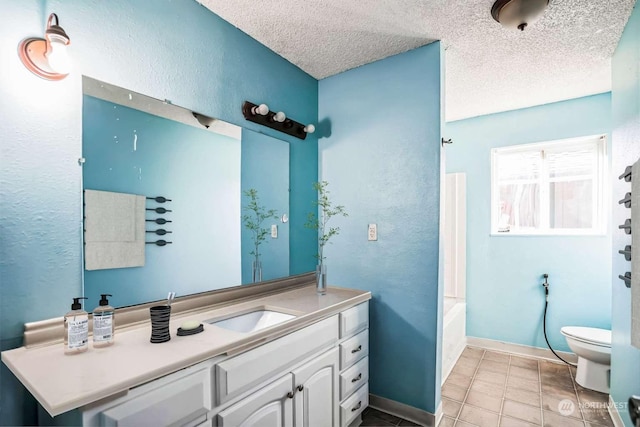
[
  {"left": 292, "top": 348, "right": 339, "bottom": 427},
  {"left": 217, "top": 374, "right": 294, "bottom": 427}
]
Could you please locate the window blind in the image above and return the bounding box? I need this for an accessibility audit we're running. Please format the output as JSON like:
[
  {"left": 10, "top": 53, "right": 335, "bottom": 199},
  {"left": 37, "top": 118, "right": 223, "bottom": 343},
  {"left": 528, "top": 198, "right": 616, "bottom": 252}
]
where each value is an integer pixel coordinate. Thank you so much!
[
  {"left": 497, "top": 151, "right": 541, "bottom": 181},
  {"left": 545, "top": 143, "right": 597, "bottom": 179}
]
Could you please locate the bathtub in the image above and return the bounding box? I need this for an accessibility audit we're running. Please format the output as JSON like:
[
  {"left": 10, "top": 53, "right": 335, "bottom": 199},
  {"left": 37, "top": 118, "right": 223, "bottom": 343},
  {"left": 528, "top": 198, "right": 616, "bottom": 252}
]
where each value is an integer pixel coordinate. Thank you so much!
[{"left": 441, "top": 297, "right": 466, "bottom": 384}]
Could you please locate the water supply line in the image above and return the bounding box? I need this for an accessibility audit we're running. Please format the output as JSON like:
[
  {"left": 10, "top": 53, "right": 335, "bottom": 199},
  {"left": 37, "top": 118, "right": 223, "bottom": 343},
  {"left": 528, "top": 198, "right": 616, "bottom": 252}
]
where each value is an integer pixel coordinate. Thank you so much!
[{"left": 541, "top": 274, "right": 575, "bottom": 366}]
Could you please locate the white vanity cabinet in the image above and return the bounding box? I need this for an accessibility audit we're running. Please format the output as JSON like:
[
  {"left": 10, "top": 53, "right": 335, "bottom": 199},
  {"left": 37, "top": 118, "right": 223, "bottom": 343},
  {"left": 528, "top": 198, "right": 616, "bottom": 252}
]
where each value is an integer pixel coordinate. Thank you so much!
[
  {"left": 337, "top": 303, "right": 369, "bottom": 427},
  {"left": 81, "top": 302, "right": 369, "bottom": 427},
  {"left": 219, "top": 348, "right": 339, "bottom": 427},
  {"left": 292, "top": 347, "right": 340, "bottom": 427}
]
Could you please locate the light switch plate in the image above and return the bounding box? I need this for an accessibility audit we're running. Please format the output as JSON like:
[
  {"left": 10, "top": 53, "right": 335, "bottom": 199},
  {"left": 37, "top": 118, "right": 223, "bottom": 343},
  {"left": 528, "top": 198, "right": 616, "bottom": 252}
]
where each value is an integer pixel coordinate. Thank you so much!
[
  {"left": 368, "top": 224, "right": 377, "bottom": 241},
  {"left": 271, "top": 224, "right": 278, "bottom": 238}
]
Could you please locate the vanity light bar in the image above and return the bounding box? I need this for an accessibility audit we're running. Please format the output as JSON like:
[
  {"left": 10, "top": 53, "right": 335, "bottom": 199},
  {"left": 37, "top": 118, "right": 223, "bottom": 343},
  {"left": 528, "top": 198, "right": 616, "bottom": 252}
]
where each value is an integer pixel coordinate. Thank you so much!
[{"left": 242, "top": 101, "right": 313, "bottom": 140}]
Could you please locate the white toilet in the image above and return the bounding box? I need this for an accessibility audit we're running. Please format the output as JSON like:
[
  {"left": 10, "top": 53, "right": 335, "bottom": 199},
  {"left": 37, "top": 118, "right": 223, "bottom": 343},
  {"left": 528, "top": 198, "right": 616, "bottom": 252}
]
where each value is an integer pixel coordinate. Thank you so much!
[{"left": 560, "top": 326, "right": 611, "bottom": 393}]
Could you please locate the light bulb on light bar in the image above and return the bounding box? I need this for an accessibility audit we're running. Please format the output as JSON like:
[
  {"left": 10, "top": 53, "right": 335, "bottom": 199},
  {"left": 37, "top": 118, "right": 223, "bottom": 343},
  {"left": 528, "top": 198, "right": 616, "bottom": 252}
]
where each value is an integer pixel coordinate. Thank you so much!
[
  {"left": 251, "top": 103, "right": 269, "bottom": 116},
  {"left": 304, "top": 124, "right": 315, "bottom": 134},
  {"left": 273, "top": 111, "right": 286, "bottom": 123}
]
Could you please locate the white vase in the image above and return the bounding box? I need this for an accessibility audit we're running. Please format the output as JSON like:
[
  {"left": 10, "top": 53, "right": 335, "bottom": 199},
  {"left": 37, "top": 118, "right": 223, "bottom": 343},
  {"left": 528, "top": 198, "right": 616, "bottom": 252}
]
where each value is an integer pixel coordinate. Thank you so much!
[
  {"left": 316, "top": 264, "right": 327, "bottom": 295},
  {"left": 252, "top": 260, "right": 262, "bottom": 283}
]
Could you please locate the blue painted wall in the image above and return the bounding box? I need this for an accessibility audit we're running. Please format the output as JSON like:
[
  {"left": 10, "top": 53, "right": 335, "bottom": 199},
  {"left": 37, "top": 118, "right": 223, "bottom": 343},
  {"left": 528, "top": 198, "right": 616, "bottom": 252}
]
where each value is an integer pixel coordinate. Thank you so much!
[
  {"left": 611, "top": 3, "right": 640, "bottom": 424},
  {"left": 0, "top": 1, "right": 317, "bottom": 424},
  {"left": 318, "top": 43, "right": 443, "bottom": 414},
  {"left": 445, "top": 93, "right": 613, "bottom": 353},
  {"left": 83, "top": 95, "right": 241, "bottom": 308},
  {"left": 241, "top": 129, "right": 290, "bottom": 283}
]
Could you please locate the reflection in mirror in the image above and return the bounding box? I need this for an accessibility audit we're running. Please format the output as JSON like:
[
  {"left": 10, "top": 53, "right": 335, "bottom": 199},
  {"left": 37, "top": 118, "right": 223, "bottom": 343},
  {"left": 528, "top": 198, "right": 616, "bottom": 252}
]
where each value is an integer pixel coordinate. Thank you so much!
[
  {"left": 82, "top": 77, "right": 289, "bottom": 309},
  {"left": 241, "top": 131, "right": 289, "bottom": 284}
]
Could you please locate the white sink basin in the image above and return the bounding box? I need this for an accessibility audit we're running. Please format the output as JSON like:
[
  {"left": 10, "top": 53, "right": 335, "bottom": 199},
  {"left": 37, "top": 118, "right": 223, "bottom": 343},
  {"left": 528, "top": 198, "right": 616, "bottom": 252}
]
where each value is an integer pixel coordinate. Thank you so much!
[{"left": 205, "top": 310, "right": 295, "bottom": 333}]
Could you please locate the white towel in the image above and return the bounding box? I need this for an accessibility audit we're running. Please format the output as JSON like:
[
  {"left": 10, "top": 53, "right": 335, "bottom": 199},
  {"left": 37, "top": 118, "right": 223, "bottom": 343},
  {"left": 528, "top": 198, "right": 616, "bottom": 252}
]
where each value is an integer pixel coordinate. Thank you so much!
[
  {"left": 84, "top": 190, "right": 145, "bottom": 270},
  {"left": 631, "top": 159, "right": 640, "bottom": 349},
  {"left": 85, "top": 190, "right": 136, "bottom": 242}
]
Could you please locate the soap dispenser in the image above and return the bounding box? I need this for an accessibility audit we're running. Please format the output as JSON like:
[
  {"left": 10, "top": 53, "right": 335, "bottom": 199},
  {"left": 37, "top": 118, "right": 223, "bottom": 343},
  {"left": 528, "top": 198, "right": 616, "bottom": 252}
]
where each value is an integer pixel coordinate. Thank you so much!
[
  {"left": 64, "top": 297, "right": 89, "bottom": 354},
  {"left": 92, "top": 294, "right": 115, "bottom": 347}
]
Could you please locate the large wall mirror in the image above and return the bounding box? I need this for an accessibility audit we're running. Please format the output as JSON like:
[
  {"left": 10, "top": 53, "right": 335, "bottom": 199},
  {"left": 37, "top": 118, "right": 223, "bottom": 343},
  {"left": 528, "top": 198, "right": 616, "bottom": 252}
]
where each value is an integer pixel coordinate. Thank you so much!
[{"left": 82, "top": 77, "right": 290, "bottom": 309}]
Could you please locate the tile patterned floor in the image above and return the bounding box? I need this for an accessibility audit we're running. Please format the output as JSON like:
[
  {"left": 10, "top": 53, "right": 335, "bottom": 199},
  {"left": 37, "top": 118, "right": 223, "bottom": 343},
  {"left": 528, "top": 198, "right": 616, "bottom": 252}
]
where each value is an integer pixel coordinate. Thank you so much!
[{"left": 440, "top": 346, "right": 614, "bottom": 427}]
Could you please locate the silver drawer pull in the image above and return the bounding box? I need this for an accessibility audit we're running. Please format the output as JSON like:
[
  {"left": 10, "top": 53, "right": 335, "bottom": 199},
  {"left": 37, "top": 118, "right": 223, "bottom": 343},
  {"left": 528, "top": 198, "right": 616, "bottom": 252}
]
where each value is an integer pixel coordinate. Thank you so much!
[
  {"left": 351, "top": 401, "right": 362, "bottom": 412},
  {"left": 287, "top": 391, "right": 295, "bottom": 399},
  {"left": 351, "top": 345, "right": 362, "bottom": 354},
  {"left": 297, "top": 384, "right": 304, "bottom": 392},
  {"left": 351, "top": 373, "right": 362, "bottom": 383}
]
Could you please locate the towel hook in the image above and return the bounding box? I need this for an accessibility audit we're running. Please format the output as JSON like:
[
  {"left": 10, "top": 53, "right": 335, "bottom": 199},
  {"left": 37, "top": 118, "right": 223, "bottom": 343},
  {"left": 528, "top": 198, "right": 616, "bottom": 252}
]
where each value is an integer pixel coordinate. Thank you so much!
[
  {"left": 619, "top": 219, "right": 632, "bottom": 235},
  {"left": 618, "top": 166, "right": 632, "bottom": 182},
  {"left": 619, "top": 272, "right": 631, "bottom": 288},
  {"left": 618, "top": 192, "right": 632, "bottom": 208},
  {"left": 146, "top": 240, "right": 172, "bottom": 246},
  {"left": 619, "top": 245, "right": 632, "bottom": 261}
]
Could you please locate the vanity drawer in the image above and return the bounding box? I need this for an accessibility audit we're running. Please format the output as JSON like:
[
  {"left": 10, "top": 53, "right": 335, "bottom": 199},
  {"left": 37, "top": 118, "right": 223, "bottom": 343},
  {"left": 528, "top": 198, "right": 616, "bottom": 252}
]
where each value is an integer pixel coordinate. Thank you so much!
[
  {"left": 340, "top": 383, "right": 368, "bottom": 427},
  {"left": 340, "top": 329, "right": 368, "bottom": 369},
  {"left": 340, "top": 356, "right": 369, "bottom": 401},
  {"left": 215, "top": 315, "right": 338, "bottom": 405},
  {"left": 340, "top": 303, "right": 368, "bottom": 338},
  {"left": 101, "top": 367, "right": 212, "bottom": 427}
]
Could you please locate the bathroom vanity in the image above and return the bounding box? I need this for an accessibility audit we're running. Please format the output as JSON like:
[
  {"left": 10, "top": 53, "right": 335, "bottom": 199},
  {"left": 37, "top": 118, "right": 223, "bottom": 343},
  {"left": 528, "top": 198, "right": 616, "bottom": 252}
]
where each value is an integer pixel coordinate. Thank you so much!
[{"left": 1, "top": 275, "right": 370, "bottom": 427}]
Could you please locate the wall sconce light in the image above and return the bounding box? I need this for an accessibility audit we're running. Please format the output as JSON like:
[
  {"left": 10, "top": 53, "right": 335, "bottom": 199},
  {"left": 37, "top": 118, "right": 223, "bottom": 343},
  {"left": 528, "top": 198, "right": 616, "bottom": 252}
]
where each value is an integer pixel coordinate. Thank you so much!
[
  {"left": 18, "top": 13, "right": 72, "bottom": 80},
  {"left": 242, "top": 101, "right": 315, "bottom": 140}
]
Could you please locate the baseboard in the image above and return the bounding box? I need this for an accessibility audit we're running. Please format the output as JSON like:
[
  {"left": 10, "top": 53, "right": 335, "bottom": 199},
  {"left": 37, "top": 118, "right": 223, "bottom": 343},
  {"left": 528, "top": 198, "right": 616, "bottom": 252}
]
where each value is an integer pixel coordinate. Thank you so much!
[
  {"left": 369, "top": 394, "right": 437, "bottom": 427},
  {"left": 466, "top": 336, "right": 578, "bottom": 364},
  {"left": 442, "top": 338, "right": 467, "bottom": 385},
  {"left": 608, "top": 395, "right": 626, "bottom": 427},
  {"left": 435, "top": 401, "right": 443, "bottom": 427}
]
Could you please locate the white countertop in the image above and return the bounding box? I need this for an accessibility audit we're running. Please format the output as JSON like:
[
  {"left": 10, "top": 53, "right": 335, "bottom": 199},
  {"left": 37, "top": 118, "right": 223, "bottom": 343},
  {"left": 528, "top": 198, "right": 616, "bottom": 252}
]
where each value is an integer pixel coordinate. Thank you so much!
[{"left": 1, "top": 285, "right": 370, "bottom": 416}]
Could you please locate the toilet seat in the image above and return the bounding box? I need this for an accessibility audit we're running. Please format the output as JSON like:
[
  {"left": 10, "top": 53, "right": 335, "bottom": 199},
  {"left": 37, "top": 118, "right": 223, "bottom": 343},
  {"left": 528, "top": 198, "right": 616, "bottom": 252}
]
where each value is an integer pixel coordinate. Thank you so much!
[{"left": 561, "top": 326, "right": 611, "bottom": 347}]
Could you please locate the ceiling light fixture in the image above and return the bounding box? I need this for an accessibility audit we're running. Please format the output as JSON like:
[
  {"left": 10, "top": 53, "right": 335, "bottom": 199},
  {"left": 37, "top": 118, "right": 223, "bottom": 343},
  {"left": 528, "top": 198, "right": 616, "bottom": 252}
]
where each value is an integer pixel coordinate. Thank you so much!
[
  {"left": 18, "top": 13, "right": 72, "bottom": 80},
  {"left": 491, "top": 0, "right": 550, "bottom": 31}
]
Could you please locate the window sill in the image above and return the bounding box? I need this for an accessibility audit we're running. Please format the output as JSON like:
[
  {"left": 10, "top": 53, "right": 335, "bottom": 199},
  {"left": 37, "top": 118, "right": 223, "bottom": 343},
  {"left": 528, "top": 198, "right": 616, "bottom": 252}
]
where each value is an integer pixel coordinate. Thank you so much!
[{"left": 490, "top": 231, "right": 607, "bottom": 237}]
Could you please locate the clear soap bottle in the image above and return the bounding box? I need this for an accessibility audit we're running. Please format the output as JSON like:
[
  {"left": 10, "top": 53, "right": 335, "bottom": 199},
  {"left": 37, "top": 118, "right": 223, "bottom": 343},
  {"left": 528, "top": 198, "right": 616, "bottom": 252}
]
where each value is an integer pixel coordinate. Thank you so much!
[
  {"left": 64, "top": 297, "right": 89, "bottom": 354},
  {"left": 93, "top": 294, "right": 115, "bottom": 347}
]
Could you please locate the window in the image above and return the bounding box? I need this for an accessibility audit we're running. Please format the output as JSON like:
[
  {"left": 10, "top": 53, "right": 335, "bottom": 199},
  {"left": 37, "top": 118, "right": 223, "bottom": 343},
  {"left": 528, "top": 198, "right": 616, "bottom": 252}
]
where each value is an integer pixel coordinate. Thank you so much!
[{"left": 491, "top": 135, "right": 607, "bottom": 235}]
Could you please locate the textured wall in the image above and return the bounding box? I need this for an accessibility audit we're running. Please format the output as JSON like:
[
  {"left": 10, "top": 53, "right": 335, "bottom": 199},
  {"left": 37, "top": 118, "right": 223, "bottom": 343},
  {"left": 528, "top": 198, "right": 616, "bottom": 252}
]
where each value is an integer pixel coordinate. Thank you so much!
[
  {"left": 0, "top": 1, "right": 317, "bottom": 424},
  {"left": 318, "top": 43, "right": 443, "bottom": 414},
  {"left": 611, "top": 3, "right": 640, "bottom": 424},
  {"left": 445, "top": 93, "right": 613, "bottom": 352}
]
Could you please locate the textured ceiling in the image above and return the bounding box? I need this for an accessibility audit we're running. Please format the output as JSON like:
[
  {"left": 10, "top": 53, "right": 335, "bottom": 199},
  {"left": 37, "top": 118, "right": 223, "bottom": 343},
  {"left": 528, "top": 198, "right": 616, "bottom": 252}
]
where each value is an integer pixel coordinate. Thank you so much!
[{"left": 199, "top": 0, "right": 636, "bottom": 121}]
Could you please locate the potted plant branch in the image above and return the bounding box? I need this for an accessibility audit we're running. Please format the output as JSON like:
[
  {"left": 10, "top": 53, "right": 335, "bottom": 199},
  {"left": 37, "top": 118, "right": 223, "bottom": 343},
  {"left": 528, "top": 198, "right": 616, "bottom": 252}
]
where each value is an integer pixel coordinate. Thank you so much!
[
  {"left": 242, "top": 189, "right": 278, "bottom": 283},
  {"left": 305, "top": 181, "right": 348, "bottom": 294}
]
